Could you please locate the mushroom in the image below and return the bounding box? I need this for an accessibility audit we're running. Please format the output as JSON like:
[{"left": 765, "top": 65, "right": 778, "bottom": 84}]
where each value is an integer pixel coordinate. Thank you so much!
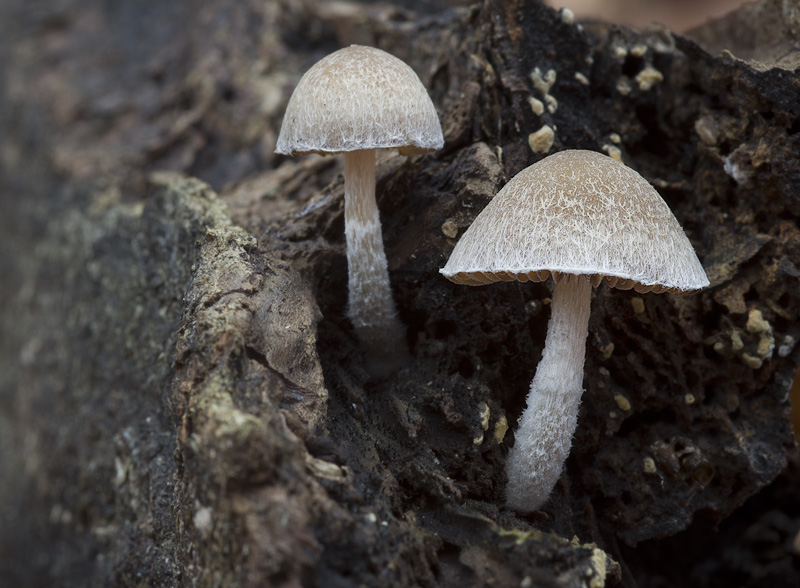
[
  {"left": 276, "top": 45, "right": 443, "bottom": 377},
  {"left": 440, "top": 149, "right": 709, "bottom": 512}
]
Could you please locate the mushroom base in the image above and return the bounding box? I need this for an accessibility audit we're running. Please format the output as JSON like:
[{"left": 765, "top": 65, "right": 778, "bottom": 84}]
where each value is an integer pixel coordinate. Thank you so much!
[{"left": 505, "top": 274, "right": 592, "bottom": 511}]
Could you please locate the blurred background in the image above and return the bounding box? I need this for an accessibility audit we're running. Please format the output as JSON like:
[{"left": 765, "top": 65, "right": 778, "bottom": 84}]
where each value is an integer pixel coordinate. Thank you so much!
[
  {"left": 412, "top": 0, "right": 754, "bottom": 32},
  {"left": 544, "top": 0, "right": 754, "bottom": 32}
]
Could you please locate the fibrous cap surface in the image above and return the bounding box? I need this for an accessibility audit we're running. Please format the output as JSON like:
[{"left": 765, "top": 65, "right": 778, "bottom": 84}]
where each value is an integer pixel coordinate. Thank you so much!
[
  {"left": 275, "top": 45, "right": 444, "bottom": 155},
  {"left": 441, "top": 150, "right": 709, "bottom": 293}
]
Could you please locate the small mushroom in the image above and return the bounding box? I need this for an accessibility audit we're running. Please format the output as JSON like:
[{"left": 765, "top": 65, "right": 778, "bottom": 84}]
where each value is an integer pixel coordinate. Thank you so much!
[
  {"left": 440, "top": 150, "right": 709, "bottom": 511},
  {"left": 277, "top": 45, "right": 443, "bottom": 377}
]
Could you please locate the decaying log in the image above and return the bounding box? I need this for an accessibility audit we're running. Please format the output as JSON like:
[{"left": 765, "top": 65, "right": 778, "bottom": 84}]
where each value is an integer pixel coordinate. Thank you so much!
[{"left": 1, "top": 0, "right": 798, "bottom": 586}]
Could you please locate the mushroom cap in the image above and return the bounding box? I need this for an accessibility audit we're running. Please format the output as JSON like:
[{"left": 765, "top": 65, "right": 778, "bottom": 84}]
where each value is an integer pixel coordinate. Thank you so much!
[
  {"left": 275, "top": 45, "right": 444, "bottom": 156},
  {"left": 440, "top": 150, "right": 709, "bottom": 294}
]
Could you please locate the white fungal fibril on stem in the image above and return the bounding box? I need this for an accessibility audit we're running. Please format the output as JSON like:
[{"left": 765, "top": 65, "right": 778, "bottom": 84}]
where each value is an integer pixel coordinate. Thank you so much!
[
  {"left": 505, "top": 273, "right": 592, "bottom": 512},
  {"left": 344, "top": 149, "right": 408, "bottom": 376}
]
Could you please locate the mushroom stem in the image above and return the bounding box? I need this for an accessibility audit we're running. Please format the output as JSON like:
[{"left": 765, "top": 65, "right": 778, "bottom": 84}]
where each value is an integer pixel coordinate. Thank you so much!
[
  {"left": 343, "top": 149, "right": 409, "bottom": 377},
  {"left": 505, "top": 274, "right": 592, "bottom": 511}
]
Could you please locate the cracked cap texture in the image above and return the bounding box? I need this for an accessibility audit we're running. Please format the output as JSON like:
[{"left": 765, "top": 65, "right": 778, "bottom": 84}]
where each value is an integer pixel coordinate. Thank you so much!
[
  {"left": 441, "top": 150, "right": 709, "bottom": 293},
  {"left": 276, "top": 45, "right": 443, "bottom": 156}
]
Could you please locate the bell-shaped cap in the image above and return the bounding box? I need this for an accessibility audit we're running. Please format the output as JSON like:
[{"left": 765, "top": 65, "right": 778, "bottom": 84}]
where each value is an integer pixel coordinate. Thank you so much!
[
  {"left": 441, "top": 150, "right": 709, "bottom": 294},
  {"left": 276, "top": 45, "right": 443, "bottom": 156}
]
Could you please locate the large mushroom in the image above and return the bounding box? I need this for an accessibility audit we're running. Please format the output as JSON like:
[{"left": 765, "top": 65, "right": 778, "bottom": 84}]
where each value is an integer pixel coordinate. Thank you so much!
[
  {"left": 440, "top": 149, "right": 709, "bottom": 512},
  {"left": 276, "top": 45, "right": 443, "bottom": 377}
]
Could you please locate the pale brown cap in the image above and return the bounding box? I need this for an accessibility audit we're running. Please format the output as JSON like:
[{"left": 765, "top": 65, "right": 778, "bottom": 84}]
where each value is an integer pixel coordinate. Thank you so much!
[
  {"left": 276, "top": 45, "right": 443, "bottom": 156},
  {"left": 440, "top": 150, "right": 709, "bottom": 294}
]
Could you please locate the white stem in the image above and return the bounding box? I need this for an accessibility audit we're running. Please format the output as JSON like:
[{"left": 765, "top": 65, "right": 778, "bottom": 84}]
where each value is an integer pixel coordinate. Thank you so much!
[
  {"left": 505, "top": 274, "right": 592, "bottom": 511},
  {"left": 344, "top": 149, "right": 409, "bottom": 377}
]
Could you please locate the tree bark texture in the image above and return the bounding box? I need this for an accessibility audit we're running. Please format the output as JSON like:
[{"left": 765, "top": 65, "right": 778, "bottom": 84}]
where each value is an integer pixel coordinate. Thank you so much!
[{"left": 1, "top": 0, "right": 798, "bottom": 586}]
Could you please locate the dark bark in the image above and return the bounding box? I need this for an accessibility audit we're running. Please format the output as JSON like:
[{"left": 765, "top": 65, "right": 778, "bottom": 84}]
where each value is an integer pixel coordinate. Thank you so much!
[{"left": 1, "top": 0, "right": 798, "bottom": 587}]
